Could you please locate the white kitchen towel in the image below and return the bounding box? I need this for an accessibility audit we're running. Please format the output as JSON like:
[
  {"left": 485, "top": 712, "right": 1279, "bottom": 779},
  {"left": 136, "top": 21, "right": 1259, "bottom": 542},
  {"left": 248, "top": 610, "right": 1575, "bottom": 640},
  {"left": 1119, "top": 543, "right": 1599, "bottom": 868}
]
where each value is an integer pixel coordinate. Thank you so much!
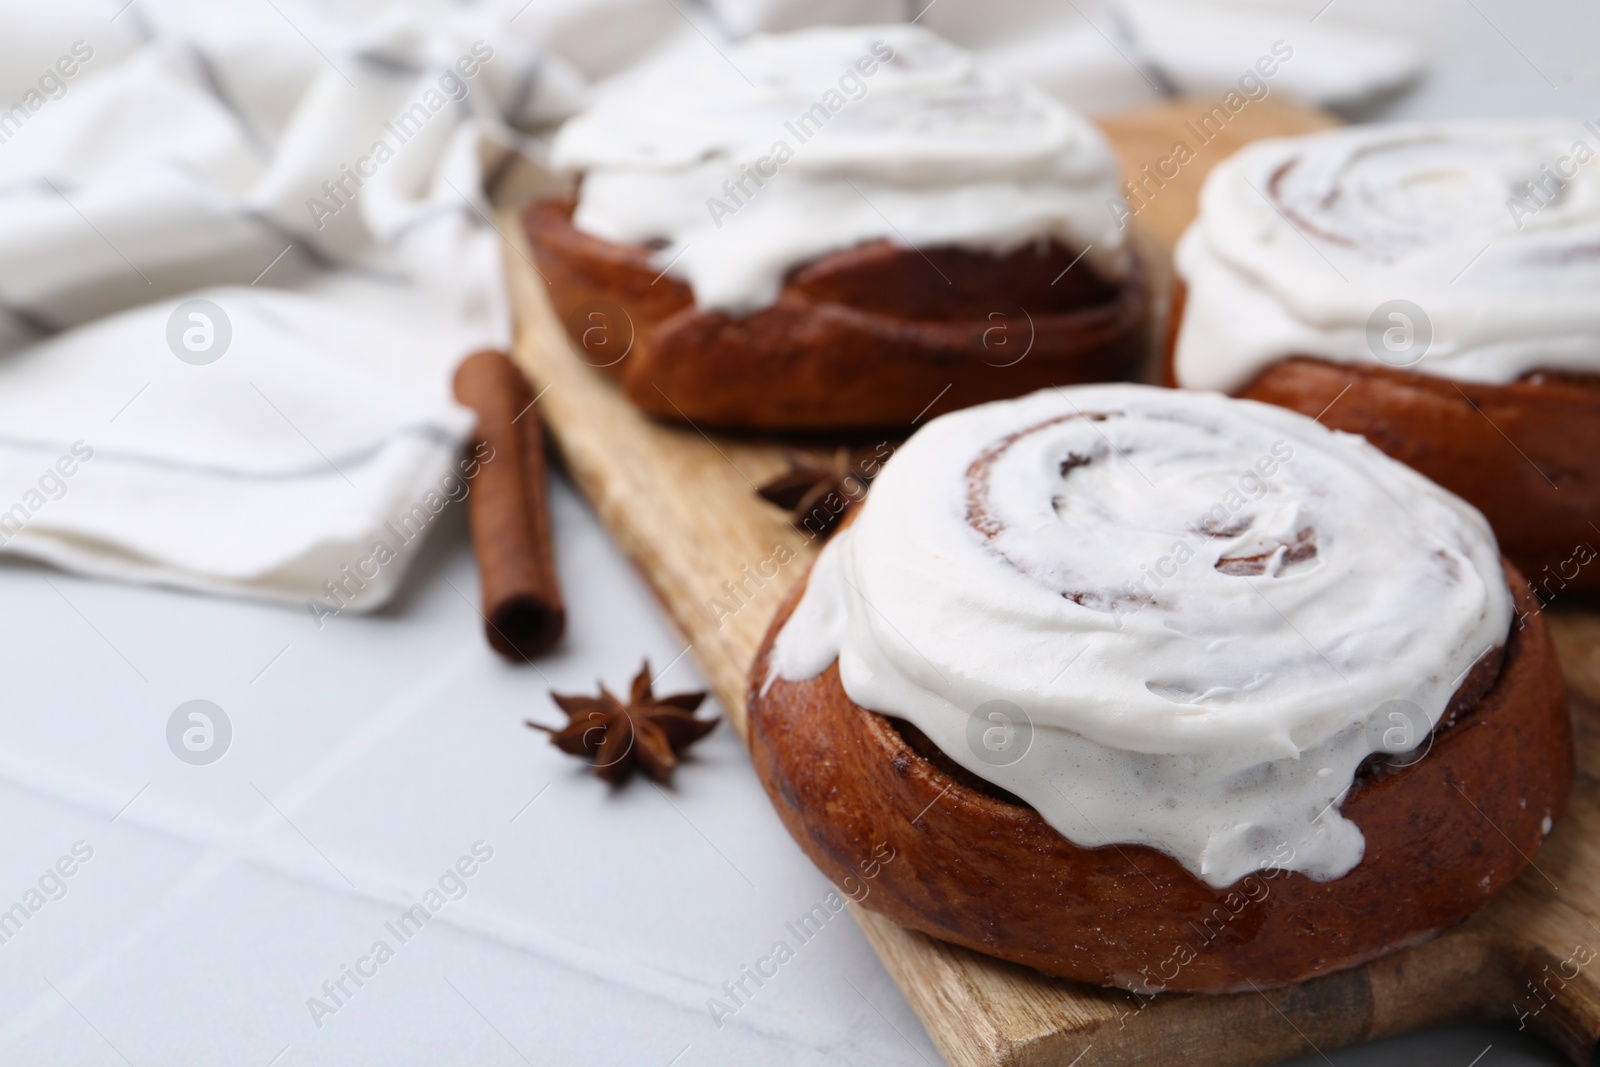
[
  {"left": 702, "top": 0, "right": 1422, "bottom": 113},
  {"left": 0, "top": 0, "right": 684, "bottom": 611}
]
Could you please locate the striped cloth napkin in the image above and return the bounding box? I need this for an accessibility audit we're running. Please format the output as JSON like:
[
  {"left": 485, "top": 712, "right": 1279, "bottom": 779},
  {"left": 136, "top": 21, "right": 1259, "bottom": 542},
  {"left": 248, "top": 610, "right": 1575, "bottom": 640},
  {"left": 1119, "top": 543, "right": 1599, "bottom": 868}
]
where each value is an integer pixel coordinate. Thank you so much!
[{"left": 0, "top": 0, "right": 679, "bottom": 609}]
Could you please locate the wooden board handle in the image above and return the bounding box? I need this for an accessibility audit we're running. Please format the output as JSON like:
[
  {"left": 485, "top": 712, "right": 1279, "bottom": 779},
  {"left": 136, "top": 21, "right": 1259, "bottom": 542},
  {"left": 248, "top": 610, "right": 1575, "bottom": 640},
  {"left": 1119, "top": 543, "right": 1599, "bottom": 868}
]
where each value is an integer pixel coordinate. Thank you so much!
[
  {"left": 1478, "top": 677, "right": 1600, "bottom": 1064},
  {"left": 1504, "top": 930, "right": 1600, "bottom": 1062}
]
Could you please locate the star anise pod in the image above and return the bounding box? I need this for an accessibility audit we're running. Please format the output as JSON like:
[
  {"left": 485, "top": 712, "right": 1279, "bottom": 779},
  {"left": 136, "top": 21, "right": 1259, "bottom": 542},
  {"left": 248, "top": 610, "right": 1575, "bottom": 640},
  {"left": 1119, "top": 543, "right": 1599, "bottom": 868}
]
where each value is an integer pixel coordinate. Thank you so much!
[
  {"left": 757, "top": 445, "right": 886, "bottom": 538},
  {"left": 526, "top": 661, "right": 716, "bottom": 784}
]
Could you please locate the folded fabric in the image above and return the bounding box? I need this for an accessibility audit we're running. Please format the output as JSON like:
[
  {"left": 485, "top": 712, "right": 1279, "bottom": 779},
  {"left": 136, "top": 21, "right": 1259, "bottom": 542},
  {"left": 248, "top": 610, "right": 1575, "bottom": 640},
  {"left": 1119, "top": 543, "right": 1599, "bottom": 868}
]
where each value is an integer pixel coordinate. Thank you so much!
[
  {"left": 713, "top": 0, "right": 1422, "bottom": 113},
  {"left": 0, "top": 285, "right": 479, "bottom": 608},
  {"left": 0, "top": 0, "right": 686, "bottom": 610},
  {"left": 698, "top": 0, "right": 907, "bottom": 37},
  {"left": 1121, "top": 0, "right": 1421, "bottom": 108}
]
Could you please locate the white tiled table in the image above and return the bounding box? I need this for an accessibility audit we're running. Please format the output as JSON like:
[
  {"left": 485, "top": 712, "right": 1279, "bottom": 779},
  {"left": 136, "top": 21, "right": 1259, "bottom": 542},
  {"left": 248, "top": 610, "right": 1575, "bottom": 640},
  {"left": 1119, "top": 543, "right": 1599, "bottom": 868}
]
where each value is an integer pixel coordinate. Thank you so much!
[{"left": 0, "top": 477, "right": 950, "bottom": 1065}]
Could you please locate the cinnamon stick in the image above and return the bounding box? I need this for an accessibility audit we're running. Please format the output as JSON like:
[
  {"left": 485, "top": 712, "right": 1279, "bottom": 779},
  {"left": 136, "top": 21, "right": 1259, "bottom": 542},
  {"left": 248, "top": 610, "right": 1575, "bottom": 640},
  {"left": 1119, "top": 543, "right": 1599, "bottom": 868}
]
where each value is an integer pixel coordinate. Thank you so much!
[{"left": 452, "top": 350, "right": 565, "bottom": 660}]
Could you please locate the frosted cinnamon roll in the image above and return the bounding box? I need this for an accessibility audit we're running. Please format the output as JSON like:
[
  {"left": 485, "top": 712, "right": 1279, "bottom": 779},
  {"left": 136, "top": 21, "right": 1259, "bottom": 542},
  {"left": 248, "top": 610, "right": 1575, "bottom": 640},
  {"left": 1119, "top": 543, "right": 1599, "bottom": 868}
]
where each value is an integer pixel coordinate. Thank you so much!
[
  {"left": 747, "top": 384, "right": 1570, "bottom": 991},
  {"left": 525, "top": 25, "right": 1149, "bottom": 429},
  {"left": 1169, "top": 122, "right": 1600, "bottom": 591}
]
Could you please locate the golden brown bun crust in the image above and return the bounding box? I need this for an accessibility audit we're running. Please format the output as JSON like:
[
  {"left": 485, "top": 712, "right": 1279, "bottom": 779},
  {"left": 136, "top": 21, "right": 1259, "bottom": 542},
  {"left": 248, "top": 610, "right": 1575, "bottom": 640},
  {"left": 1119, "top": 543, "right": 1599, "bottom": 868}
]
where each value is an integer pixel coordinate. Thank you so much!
[
  {"left": 524, "top": 197, "right": 1150, "bottom": 429},
  {"left": 746, "top": 564, "right": 1572, "bottom": 993},
  {"left": 1164, "top": 280, "right": 1600, "bottom": 592}
]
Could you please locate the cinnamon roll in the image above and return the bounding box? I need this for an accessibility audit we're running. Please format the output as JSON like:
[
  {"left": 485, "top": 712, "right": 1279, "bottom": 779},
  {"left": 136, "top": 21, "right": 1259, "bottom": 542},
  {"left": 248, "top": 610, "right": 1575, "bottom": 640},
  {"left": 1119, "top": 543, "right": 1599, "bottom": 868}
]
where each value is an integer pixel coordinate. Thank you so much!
[
  {"left": 747, "top": 384, "right": 1571, "bottom": 992},
  {"left": 526, "top": 25, "right": 1149, "bottom": 430},
  {"left": 1168, "top": 122, "right": 1600, "bottom": 592}
]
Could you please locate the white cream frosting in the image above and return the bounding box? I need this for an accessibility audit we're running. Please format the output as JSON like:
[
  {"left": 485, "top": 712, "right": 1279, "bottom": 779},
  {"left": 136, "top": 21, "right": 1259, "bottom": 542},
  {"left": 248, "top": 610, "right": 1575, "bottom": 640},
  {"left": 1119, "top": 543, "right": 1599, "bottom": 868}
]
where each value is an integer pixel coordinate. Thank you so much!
[
  {"left": 769, "top": 384, "right": 1511, "bottom": 888},
  {"left": 551, "top": 25, "right": 1130, "bottom": 314},
  {"left": 1174, "top": 121, "right": 1600, "bottom": 392}
]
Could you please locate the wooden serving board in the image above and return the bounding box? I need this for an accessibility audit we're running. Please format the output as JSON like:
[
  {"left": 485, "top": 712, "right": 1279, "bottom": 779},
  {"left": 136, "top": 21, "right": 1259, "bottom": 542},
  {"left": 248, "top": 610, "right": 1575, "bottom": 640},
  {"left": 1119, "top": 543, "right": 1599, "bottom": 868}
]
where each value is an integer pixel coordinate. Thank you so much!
[{"left": 492, "top": 98, "right": 1600, "bottom": 1066}]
